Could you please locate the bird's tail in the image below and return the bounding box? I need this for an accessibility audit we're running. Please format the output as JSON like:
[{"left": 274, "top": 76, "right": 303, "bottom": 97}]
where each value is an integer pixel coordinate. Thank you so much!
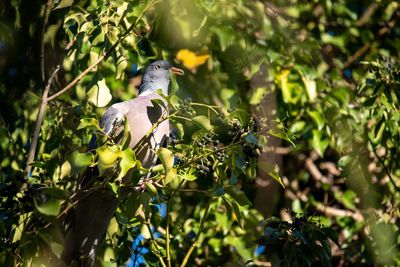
[{"left": 61, "top": 168, "right": 118, "bottom": 266}]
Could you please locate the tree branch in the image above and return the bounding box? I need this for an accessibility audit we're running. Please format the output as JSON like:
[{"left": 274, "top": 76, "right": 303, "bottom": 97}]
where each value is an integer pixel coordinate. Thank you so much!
[
  {"left": 40, "top": 0, "right": 54, "bottom": 82},
  {"left": 24, "top": 65, "right": 60, "bottom": 176}
]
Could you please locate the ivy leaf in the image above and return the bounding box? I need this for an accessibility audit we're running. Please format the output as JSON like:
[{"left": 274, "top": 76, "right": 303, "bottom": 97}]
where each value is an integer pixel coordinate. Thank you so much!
[
  {"left": 302, "top": 76, "right": 317, "bottom": 102},
  {"left": 116, "top": 57, "right": 128, "bottom": 80},
  {"left": 87, "top": 77, "right": 112, "bottom": 107},
  {"left": 211, "top": 26, "right": 235, "bottom": 51},
  {"left": 308, "top": 110, "right": 325, "bottom": 130},
  {"left": 157, "top": 148, "right": 174, "bottom": 174},
  {"left": 249, "top": 87, "right": 267, "bottom": 105},
  {"left": 164, "top": 167, "right": 177, "bottom": 185},
  {"left": 169, "top": 95, "right": 181, "bottom": 109},
  {"left": 117, "top": 149, "right": 136, "bottom": 180},
  {"left": 77, "top": 118, "right": 100, "bottom": 130},
  {"left": 224, "top": 186, "right": 251, "bottom": 206},
  {"left": 97, "top": 145, "right": 121, "bottom": 175},
  {"left": 54, "top": 0, "right": 73, "bottom": 10},
  {"left": 258, "top": 162, "right": 285, "bottom": 188},
  {"left": 192, "top": 115, "right": 212, "bottom": 131},
  {"left": 69, "top": 151, "right": 94, "bottom": 176},
  {"left": 311, "top": 130, "right": 329, "bottom": 156},
  {"left": 34, "top": 199, "right": 61, "bottom": 216}
]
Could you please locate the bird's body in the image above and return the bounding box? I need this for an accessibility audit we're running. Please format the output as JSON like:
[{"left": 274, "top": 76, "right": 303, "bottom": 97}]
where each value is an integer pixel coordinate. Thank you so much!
[
  {"left": 100, "top": 92, "right": 169, "bottom": 167},
  {"left": 62, "top": 60, "right": 183, "bottom": 266}
]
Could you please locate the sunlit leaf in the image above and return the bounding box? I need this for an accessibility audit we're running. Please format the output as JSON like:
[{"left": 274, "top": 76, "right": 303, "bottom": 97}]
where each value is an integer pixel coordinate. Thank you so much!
[
  {"left": 192, "top": 115, "right": 212, "bottom": 131},
  {"left": 157, "top": 147, "right": 174, "bottom": 173},
  {"left": 77, "top": 117, "right": 100, "bottom": 130},
  {"left": 97, "top": 145, "right": 121, "bottom": 175},
  {"left": 249, "top": 87, "right": 267, "bottom": 105},
  {"left": 34, "top": 199, "right": 61, "bottom": 216},
  {"left": 117, "top": 148, "right": 136, "bottom": 180},
  {"left": 87, "top": 77, "right": 112, "bottom": 108}
]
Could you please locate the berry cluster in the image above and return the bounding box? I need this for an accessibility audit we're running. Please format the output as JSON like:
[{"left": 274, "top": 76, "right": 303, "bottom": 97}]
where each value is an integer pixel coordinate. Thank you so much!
[
  {"left": 227, "top": 120, "right": 243, "bottom": 137},
  {"left": 242, "top": 143, "right": 261, "bottom": 158},
  {"left": 196, "top": 162, "right": 212, "bottom": 176},
  {"left": 216, "top": 151, "right": 228, "bottom": 162},
  {"left": 195, "top": 133, "right": 218, "bottom": 148},
  {"left": 178, "top": 98, "right": 196, "bottom": 116}
]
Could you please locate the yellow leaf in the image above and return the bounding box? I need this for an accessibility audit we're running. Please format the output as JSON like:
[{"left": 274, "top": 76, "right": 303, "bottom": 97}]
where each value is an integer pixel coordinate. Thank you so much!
[{"left": 176, "top": 49, "right": 210, "bottom": 70}]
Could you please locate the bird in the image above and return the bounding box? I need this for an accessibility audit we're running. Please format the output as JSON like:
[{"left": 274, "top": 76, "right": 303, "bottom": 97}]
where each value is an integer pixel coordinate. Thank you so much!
[{"left": 61, "top": 60, "right": 184, "bottom": 266}]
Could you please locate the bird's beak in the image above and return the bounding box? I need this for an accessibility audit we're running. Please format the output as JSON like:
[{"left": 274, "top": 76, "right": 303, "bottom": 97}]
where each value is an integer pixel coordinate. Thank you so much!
[{"left": 170, "top": 66, "right": 185, "bottom": 76}]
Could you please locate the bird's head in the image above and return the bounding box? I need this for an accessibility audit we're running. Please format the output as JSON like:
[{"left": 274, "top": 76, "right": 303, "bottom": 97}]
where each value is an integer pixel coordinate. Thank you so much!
[{"left": 139, "top": 60, "right": 184, "bottom": 96}]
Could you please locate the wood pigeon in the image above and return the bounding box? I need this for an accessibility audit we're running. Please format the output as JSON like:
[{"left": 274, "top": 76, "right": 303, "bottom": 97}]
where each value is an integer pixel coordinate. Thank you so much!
[{"left": 61, "top": 60, "right": 184, "bottom": 266}]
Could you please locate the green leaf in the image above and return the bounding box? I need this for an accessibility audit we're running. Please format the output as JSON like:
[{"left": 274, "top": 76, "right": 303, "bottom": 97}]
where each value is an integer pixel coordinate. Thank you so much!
[
  {"left": 169, "top": 95, "right": 181, "bottom": 109},
  {"left": 290, "top": 121, "right": 306, "bottom": 133},
  {"left": 97, "top": 146, "right": 121, "bottom": 175},
  {"left": 157, "top": 147, "right": 174, "bottom": 173},
  {"left": 227, "top": 109, "right": 249, "bottom": 126},
  {"left": 145, "top": 182, "right": 158, "bottom": 196},
  {"left": 210, "top": 26, "right": 235, "bottom": 51},
  {"left": 179, "top": 169, "right": 197, "bottom": 181},
  {"left": 54, "top": 0, "right": 73, "bottom": 10},
  {"left": 192, "top": 115, "right": 212, "bottom": 131},
  {"left": 311, "top": 130, "right": 329, "bottom": 156},
  {"left": 87, "top": 77, "right": 112, "bottom": 107},
  {"left": 117, "top": 148, "right": 136, "bottom": 180},
  {"left": 68, "top": 151, "right": 94, "bottom": 176},
  {"left": 258, "top": 162, "right": 285, "bottom": 188},
  {"left": 34, "top": 199, "right": 61, "bottom": 216},
  {"left": 175, "top": 122, "right": 184, "bottom": 139},
  {"left": 249, "top": 87, "right": 267, "bottom": 105},
  {"left": 164, "top": 167, "right": 177, "bottom": 185},
  {"left": 77, "top": 117, "right": 100, "bottom": 130},
  {"left": 231, "top": 199, "right": 244, "bottom": 228},
  {"left": 308, "top": 110, "right": 325, "bottom": 130},
  {"left": 225, "top": 236, "right": 253, "bottom": 260},
  {"left": 302, "top": 76, "right": 317, "bottom": 102},
  {"left": 224, "top": 186, "right": 251, "bottom": 206},
  {"left": 116, "top": 57, "right": 128, "bottom": 80}
]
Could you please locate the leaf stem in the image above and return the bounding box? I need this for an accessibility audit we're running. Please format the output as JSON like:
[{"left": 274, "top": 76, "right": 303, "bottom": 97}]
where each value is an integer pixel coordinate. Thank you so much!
[
  {"left": 166, "top": 199, "right": 172, "bottom": 267},
  {"left": 180, "top": 197, "right": 213, "bottom": 267},
  {"left": 190, "top": 102, "right": 220, "bottom": 115}
]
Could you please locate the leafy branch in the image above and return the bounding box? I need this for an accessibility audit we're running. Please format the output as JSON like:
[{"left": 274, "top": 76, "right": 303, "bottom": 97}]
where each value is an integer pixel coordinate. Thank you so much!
[{"left": 24, "top": 0, "right": 160, "bottom": 176}]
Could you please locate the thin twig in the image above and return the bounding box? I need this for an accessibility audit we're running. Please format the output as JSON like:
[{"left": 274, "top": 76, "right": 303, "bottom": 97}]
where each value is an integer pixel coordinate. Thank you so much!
[
  {"left": 40, "top": 0, "right": 54, "bottom": 82},
  {"left": 285, "top": 189, "right": 363, "bottom": 222},
  {"left": 180, "top": 197, "right": 213, "bottom": 267},
  {"left": 144, "top": 221, "right": 167, "bottom": 267},
  {"left": 25, "top": 66, "right": 60, "bottom": 176},
  {"left": 180, "top": 139, "right": 246, "bottom": 169},
  {"left": 372, "top": 146, "right": 400, "bottom": 191},
  {"left": 165, "top": 199, "right": 172, "bottom": 267}
]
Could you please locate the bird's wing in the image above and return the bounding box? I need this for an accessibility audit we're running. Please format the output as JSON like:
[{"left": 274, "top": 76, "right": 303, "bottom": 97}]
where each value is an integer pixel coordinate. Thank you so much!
[
  {"left": 99, "top": 106, "right": 124, "bottom": 136},
  {"left": 86, "top": 106, "right": 125, "bottom": 151}
]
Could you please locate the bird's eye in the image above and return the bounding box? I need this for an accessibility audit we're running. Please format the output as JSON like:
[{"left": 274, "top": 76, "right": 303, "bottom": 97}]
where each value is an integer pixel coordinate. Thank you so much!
[{"left": 156, "top": 64, "right": 161, "bottom": 69}]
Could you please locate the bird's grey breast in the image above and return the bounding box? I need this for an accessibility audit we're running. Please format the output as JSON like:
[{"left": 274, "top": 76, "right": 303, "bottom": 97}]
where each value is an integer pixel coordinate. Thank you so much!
[{"left": 112, "top": 93, "right": 169, "bottom": 167}]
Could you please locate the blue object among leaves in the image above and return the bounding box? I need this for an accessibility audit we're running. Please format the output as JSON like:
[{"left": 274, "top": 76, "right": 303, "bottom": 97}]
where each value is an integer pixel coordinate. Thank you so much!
[{"left": 125, "top": 203, "right": 166, "bottom": 267}]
